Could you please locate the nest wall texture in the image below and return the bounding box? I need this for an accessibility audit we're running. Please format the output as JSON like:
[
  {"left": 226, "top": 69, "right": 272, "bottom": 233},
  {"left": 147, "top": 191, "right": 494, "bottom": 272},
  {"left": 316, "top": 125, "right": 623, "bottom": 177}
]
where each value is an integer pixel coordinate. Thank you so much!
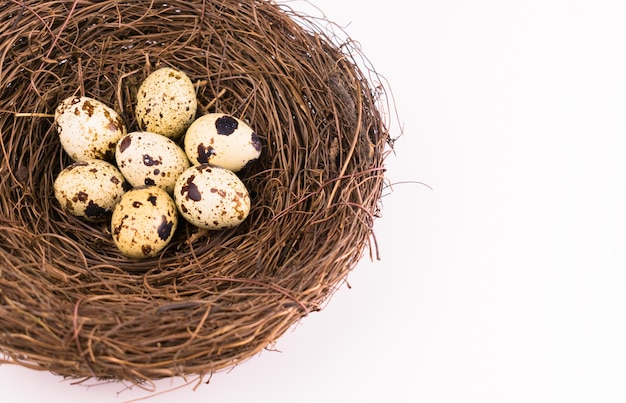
[{"left": 0, "top": 0, "right": 390, "bottom": 382}]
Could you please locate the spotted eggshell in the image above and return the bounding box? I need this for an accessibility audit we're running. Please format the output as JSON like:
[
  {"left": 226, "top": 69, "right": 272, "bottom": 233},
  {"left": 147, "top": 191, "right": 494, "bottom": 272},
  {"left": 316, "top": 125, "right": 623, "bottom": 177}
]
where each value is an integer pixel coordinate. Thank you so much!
[
  {"left": 55, "top": 96, "right": 127, "bottom": 161},
  {"left": 54, "top": 159, "right": 129, "bottom": 222},
  {"left": 183, "top": 113, "right": 262, "bottom": 172},
  {"left": 135, "top": 67, "right": 197, "bottom": 140},
  {"left": 174, "top": 164, "right": 251, "bottom": 230},
  {"left": 110, "top": 186, "right": 178, "bottom": 259},
  {"left": 115, "top": 131, "right": 190, "bottom": 194}
]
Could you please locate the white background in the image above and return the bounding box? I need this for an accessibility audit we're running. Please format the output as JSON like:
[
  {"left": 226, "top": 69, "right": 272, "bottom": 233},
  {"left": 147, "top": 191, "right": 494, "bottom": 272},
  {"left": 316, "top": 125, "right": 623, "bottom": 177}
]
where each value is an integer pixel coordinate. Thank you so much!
[{"left": 3, "top": 0, "right": 626, "bottom": 401}]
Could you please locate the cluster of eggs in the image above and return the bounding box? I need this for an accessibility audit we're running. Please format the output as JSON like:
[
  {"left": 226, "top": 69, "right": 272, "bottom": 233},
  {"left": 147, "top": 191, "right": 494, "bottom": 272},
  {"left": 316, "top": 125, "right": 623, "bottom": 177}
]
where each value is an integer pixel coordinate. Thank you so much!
[{"left": 53, "top": 67, "right": 262, "bottom": 259}]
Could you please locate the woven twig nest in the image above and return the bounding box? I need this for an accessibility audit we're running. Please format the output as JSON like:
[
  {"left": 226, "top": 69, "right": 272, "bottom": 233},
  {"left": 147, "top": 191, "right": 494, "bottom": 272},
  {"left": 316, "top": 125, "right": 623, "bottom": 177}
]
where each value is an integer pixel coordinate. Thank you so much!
[{"left": 0, "top": 0, "right": 391, "bottom": 383}]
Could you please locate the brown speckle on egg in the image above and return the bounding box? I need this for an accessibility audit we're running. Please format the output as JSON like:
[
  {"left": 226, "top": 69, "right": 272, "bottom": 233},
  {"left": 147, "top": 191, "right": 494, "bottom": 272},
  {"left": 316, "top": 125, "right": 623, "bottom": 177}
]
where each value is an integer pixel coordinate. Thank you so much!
[
  {"left": 251, "top": 133, "right": 262, "bottom": 152},
  {"left": 68, "top": 161, "right": 88, "bottom": 170},
  {"left": 82, "top": 100, "right": 95, "bottom": 117},
  {"left": 210, "top": 187, "right": 226, "bottom": 198},
  {"left": 157, "top": 215, "right": 174, "bottom": 241},
  {"left": 197, "top": 143, "right": 215, "bottom": 163},
  {"left": 119, "top": 135, "right": 131, "bottom": 152},
  {"left": 181, "top": 175, "right": 202, "bottom": 201},
  {"left": 142, "top": 154, "right": 161, "bottom": 166},
  {"left": 215, "top": 115, "right": 238, "bottom": 135},
  {"left": 107, "top": 121, "right": 118, "bottom": 132},
  {"left": 76, "top": 191, "right": 88, "bottom": 202},
  {"left": 85, "top": 200, "right": 107, "bottom": 220}
]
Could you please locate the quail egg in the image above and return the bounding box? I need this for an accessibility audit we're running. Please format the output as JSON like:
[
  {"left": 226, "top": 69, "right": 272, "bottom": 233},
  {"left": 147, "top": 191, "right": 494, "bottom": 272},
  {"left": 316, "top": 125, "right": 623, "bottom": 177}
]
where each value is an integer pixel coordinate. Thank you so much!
[
  {"left": 173, "top": 164, "right": 251, "bottom": 230},
  {"left": 55, "top": 96, "right": 127, "bottom": 161},
  {"left": 110, "top": 186, "right": 178, "bottom": 259},
  {"left": 183, "top": 113, "right": 262, "bottom": 172},
  {"left": 135, "top": 67, "right": 197, "bottom": 140},
  {"left": 115, "top": 131, "right": 190, "bottom": 194},
  {"left": 54, "top": 159, "right": 129, "bottom": 222}
]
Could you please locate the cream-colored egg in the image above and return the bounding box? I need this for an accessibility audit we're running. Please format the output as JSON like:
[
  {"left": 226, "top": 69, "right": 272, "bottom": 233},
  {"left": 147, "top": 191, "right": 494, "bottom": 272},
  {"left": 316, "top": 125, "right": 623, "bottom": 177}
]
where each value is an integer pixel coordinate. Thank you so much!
[
  {"left": 135, "top": 67, "right": 197, "bottom": 140},
  {"left": 173, "top": 164, "right": 251, "bottom": 230},
  {"left": 115, "top": 131, "right": 190, "bottom": 194},
  {"left": 110, "top": 186, "right": 178, "bottom": 259},
  {"left": 55, "top": 96, "right": 127, "bottom": 161},
  {"left": 54, "top": 159, "right": 129, "bottom": 222},
  {"left": 183, "top": 113, "right": 262, "bottom": 172}
]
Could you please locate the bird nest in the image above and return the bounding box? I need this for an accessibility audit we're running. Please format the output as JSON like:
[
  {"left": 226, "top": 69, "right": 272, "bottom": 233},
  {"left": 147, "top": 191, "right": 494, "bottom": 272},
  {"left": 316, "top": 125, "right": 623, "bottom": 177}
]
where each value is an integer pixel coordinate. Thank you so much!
[{"left": 0, "top": 0, "right": 392, "bottom": 384}]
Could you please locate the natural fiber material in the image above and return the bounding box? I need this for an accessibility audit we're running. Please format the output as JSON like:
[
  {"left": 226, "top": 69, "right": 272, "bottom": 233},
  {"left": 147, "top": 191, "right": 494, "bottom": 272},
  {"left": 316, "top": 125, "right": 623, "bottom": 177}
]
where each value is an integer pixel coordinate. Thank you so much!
[{"left": 0, "top": 0, "right": 390, "bottom": 383}]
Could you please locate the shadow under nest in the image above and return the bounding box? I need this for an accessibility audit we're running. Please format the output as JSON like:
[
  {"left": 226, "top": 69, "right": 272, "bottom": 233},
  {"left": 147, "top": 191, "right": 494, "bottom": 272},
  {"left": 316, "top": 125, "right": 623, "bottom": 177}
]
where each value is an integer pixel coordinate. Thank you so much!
[{"left": 0, "top": 0, "right": 392, "bottom": 383}]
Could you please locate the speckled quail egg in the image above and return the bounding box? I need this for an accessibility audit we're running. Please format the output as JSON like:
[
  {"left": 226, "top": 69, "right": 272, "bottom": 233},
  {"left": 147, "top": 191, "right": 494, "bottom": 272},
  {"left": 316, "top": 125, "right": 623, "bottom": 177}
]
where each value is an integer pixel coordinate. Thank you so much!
[
  {"left": 55, "top": 96, "right": 127, "bottom": 161},
  {"left": 54, "top": 159, "right": 129, "bottom": 222},
  {"left": 110, "top": 186, "right": 178, "bottom": 259},
  {"left": 115, "top": 131, "right": 190, "bottom": 194},
  {"left": 183, "top": 113, "right": 262, "bottom": 172},
  {"left": 135, "top": 67, "right": 197, "bottom": 140},
  {"left": 174, "top": 164, "right": 251, "bottom": 230}
]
